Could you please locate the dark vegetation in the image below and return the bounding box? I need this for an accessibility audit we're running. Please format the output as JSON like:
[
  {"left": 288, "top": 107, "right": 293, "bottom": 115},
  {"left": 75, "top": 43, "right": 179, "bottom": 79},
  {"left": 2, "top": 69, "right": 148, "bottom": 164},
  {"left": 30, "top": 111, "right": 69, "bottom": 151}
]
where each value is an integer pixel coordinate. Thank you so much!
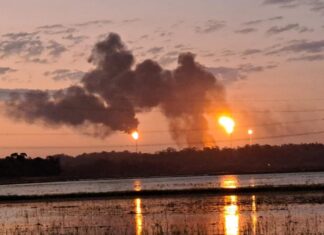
[
  {"left": 1, "top": 144, "right": 324, "bottom": 182},
  {"left": 57, "top": 143, "right": 324, "bottom": 179},
  {"left": 0, "top": 153, "right": 60, "bottom": 178}
]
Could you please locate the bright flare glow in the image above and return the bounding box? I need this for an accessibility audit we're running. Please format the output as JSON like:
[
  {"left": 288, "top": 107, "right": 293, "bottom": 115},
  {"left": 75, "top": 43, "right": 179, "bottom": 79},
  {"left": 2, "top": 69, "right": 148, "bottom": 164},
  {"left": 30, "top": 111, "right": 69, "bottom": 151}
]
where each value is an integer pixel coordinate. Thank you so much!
[
  {"left": 218, "top": 116, "right": 235, "bottom": 134},
  {"left": 248, "top": 129, "right": 253, "bottom": 135},
  {"left": 131, "top": 131, "right": 139, "bottom": 140}
]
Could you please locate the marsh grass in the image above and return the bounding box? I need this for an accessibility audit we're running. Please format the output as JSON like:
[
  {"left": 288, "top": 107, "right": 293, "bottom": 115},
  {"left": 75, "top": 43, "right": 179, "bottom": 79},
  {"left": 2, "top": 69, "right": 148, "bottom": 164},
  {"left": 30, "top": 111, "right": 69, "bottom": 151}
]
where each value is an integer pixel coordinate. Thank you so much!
[{"left": 0, "top": 192, "right": 323, "bottom": 234}]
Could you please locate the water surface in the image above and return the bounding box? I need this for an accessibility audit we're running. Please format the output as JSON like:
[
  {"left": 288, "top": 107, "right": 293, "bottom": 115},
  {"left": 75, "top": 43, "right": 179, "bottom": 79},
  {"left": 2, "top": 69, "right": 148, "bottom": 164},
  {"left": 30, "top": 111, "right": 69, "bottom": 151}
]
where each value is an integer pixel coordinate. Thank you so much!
[
  {"left": 0, "top": 172, "right": 323, "bottom": 234},
  {"left": 0, "top": 192, "right": 323, "bottom": 234},
  {"left": 0, "top": 171, "right": 323, "bottom": 196}
]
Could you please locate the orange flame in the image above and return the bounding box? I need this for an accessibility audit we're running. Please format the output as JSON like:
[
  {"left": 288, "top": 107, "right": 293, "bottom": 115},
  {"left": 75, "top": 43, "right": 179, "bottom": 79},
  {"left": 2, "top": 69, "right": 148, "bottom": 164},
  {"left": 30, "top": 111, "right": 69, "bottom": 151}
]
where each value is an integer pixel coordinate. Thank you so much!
[
  {"left": 131, "top": 131, "right": 139, "bottom": 140},
  {"left": 218, "top": 116, "right": 235, "bottom": 134}
]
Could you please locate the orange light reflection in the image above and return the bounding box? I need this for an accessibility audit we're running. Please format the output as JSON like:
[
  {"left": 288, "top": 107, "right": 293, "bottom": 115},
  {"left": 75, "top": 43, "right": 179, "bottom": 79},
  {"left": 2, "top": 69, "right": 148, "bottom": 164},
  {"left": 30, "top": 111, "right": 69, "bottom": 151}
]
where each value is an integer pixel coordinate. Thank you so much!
[
  {"left": 133, "top": 180, "right": 142, "bottom": 192},
  {"left": 224, "top": 195, "right": 239, "bottom": 235},
  {"left": 134, "top": 198, "right": 143, "bottom": 235},
  {"left": 251, "top": 195, "right": 257, "bottom": 235},
  {"left": 221, "top": 176, "right": 239, "bottom": 189}
]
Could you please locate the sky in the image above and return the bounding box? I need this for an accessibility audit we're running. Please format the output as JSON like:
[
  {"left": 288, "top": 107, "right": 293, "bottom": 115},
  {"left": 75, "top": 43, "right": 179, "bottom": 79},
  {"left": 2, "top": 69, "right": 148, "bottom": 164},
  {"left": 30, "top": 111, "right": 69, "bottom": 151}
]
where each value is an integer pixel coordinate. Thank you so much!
[{"left": 0, "top": 0, "right": 324, "bottom": 156}]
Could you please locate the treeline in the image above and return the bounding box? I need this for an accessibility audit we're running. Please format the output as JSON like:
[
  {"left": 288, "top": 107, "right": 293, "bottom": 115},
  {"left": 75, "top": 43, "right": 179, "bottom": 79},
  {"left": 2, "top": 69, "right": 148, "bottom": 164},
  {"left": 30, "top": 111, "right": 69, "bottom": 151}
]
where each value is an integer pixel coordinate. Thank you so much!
[
  {"left": 0, "top": 153, "right": 60, "bottom": 178},
  {"left": 56, "top": 143, "right": 324, "bottom": 179},
  {"left": 2, "top": 144, "right": 324, "bottom": 180}
]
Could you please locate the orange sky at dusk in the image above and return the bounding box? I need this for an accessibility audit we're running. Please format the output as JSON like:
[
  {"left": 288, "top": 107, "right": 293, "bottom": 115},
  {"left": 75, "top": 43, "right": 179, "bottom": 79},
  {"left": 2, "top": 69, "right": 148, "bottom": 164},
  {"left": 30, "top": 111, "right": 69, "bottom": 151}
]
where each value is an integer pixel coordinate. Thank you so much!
[{"left": 0, "top": 0, "right": 324, "bottom": 156}]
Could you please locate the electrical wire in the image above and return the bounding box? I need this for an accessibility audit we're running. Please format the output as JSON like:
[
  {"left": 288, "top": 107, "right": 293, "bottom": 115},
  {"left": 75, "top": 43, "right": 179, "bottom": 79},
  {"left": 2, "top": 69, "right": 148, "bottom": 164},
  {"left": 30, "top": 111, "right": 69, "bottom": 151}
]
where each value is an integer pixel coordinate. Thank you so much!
[
  {"left": 0, "top": 129, "right": 323, "bottom": 149},
  {"left": 0, "top": 118, "right": 323, "bottom": 136}
]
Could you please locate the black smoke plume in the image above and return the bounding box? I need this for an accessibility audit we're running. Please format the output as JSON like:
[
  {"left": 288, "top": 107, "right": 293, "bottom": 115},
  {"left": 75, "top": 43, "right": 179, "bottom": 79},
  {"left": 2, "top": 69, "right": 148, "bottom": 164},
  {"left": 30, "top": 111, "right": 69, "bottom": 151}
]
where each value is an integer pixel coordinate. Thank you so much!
[{"left": 5, "top": 33, "right": 226, "bottom": 146}]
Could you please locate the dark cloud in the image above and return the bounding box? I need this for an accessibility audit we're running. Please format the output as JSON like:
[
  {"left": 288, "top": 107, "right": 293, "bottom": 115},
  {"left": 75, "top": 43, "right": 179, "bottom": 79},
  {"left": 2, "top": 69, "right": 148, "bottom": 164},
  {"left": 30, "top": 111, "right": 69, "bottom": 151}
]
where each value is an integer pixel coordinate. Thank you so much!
[
  {"left": 63, "top": 34, "right": 88, "bottom": 45},
  {"left": 263, "top": 0, "right": 324, "bottom": 14},
  {"left": 221, "top": 49, "right": 236, "bottom": 57},
  {"left": 235, "top": 28, "right": 258, "bottom": 34},
  {"left": 0, "top": 33, "right": 44, "bottom": 59},
  {"left": 309, "top": 0, "right": 324, "bottom": 12},
  {"left": 44, "top": 69, "right": 85, "bottom": 82},
  {"left": 298, "top": 26, "right": 313, "bottom": 33},
  {"left": 243, "top": 16, "right": 283, "bottom": 26},
  {"left": 242, "top": 49, "right": 262, "bottom": 56},
  {"left": 174, "top": 44, "right": 185, "bottom": 49},
  {"left": 263, "top": 0, "right": 297, "bottom": 5},
  {"left": 288, "top": 54, "right": 324, "bottom": 61},
  {"left": 0, "top": 88, "right": 51, "bottom": 101},
  {"left": 267, "top": 23, "right": 299, "bottom": 34},
  {"left": 280, "top": 3, "right": 300, "bottom": 8},
  {"left": 5, "top": 33, "right": 226, "bottom": 147},
  {"left": 75, "top": 20, "right": 113, "bottom": 27},
  {"left": 27, "top": 58, "right": 49, "bottom": 64},
  {"left": 244, "top": 20, "right": 263, "bottom": 26},
  {"left": 208, "top": 63, "right": 277, "bottom": 83},
  {"left": 266, "top": 23, "right": 312, "bottom": 35},
  {"left": 47, "top": 40, "right": 67, "bottom": 57},
  {"left": 267, "top": 40, "right": 324, "bottom": 55},
  {"left": 39, "top": 26, "right": 77, "bottom": 35},
  {"left": 147, "top": 47, "right": 164, "bottom": 55},
  {"left": 140, "top": 34, "right": 149, "bottom": 39},
  {"left": 159, "top": 31, "right": 173, "bottom": 38},
  {"left": 0, "top": 31, "right": 67, "bottom": 61},
  {"left": 6, "top": 86, "right": 123, "bottom": 138},
  {"left": 122, "top": 18, "right": 141, "bottom": 23},
  {"left": 239, "top": 63, "right": 267, "bottom": 73},
  {"left": 0, "top": 67, "right": 16, "bottom": 75},
  {"left": 268, "top": 16, "right": 284, "bottom": 21},
  {"left": 195, "top": 20, "right": 226, "bottom": 34},
  {"left": 37, "top": 24, "right": 65, "bottom": 30},
  {"left": 2, "top": 32, "right": 39, "bottom": 40},
  {"left": 132, "top": 46, "right": 144, "bottom": 52},
  {"left": 202, "top": 53, "right": 215, "bottom": 57},
  {"left": 165, "top": 51, "right": 179, "bottom": 57}
]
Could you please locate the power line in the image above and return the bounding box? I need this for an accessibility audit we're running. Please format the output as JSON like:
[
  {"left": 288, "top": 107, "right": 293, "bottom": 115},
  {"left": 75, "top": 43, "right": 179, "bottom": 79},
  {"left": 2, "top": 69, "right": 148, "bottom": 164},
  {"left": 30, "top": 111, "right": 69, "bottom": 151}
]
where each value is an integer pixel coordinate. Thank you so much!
[
  {"left": 0, "top": 118, "right": 323, "bottom": 136},
  {"left": 0, "top": 129, "right": 323, "bottom": 150},
  {"left": 141, "top": 118, "right": 324, "bottom": 133}
]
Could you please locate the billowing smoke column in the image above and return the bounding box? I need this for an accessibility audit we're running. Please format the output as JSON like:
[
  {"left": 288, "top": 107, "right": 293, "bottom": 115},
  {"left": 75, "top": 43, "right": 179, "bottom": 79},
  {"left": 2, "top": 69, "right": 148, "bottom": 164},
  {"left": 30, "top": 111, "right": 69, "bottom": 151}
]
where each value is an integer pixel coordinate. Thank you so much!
[{"left": 5, "top": 33, "right": 226, "bottom": 146}]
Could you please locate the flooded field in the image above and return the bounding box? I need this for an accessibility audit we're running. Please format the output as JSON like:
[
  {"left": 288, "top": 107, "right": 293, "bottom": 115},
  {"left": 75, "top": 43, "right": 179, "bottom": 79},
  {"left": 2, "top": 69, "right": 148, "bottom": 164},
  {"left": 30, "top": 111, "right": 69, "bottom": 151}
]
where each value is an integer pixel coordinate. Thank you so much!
[
  {"left": 0, "top": 173, "right": 323, "bottom": 234},
  {"left": 0, "top": 191, "right": 323, "bottom": 234}
]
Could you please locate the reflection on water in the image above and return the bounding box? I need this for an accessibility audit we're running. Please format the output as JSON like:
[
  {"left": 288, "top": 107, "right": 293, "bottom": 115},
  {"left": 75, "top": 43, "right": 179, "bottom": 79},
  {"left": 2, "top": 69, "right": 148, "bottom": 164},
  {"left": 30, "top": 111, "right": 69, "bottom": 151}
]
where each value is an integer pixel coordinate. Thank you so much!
[
  {"left": 221, "top": 175, "right": 239, "bottom": 189},
  {"left": 0, "top": 192, "right": 323, "bottom": 234},
  {"left": 134, "top": 198, "right": 143, "bottom": 235},
  {"left": 224, "top": 195, "right": 239, "bottom": 235},
  {"left": 133, "top": 180, "right": 142, "bottom": 192},
  {"left": 222, "top": 193, "right": 257, "bottom": 235},
  {"left": 251, "top": 195, "right": 257, "bottom": 235}
]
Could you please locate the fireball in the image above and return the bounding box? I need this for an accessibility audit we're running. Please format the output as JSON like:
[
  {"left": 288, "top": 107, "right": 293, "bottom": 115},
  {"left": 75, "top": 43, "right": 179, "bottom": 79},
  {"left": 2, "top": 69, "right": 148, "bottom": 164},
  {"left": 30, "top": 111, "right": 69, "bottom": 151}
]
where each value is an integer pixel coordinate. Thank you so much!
[
  {"left": 131, "top": 131, "right": 139, "bottom": 140},
  {"left": 218, "top": 116, "right": 235, "bottom": 134}
]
